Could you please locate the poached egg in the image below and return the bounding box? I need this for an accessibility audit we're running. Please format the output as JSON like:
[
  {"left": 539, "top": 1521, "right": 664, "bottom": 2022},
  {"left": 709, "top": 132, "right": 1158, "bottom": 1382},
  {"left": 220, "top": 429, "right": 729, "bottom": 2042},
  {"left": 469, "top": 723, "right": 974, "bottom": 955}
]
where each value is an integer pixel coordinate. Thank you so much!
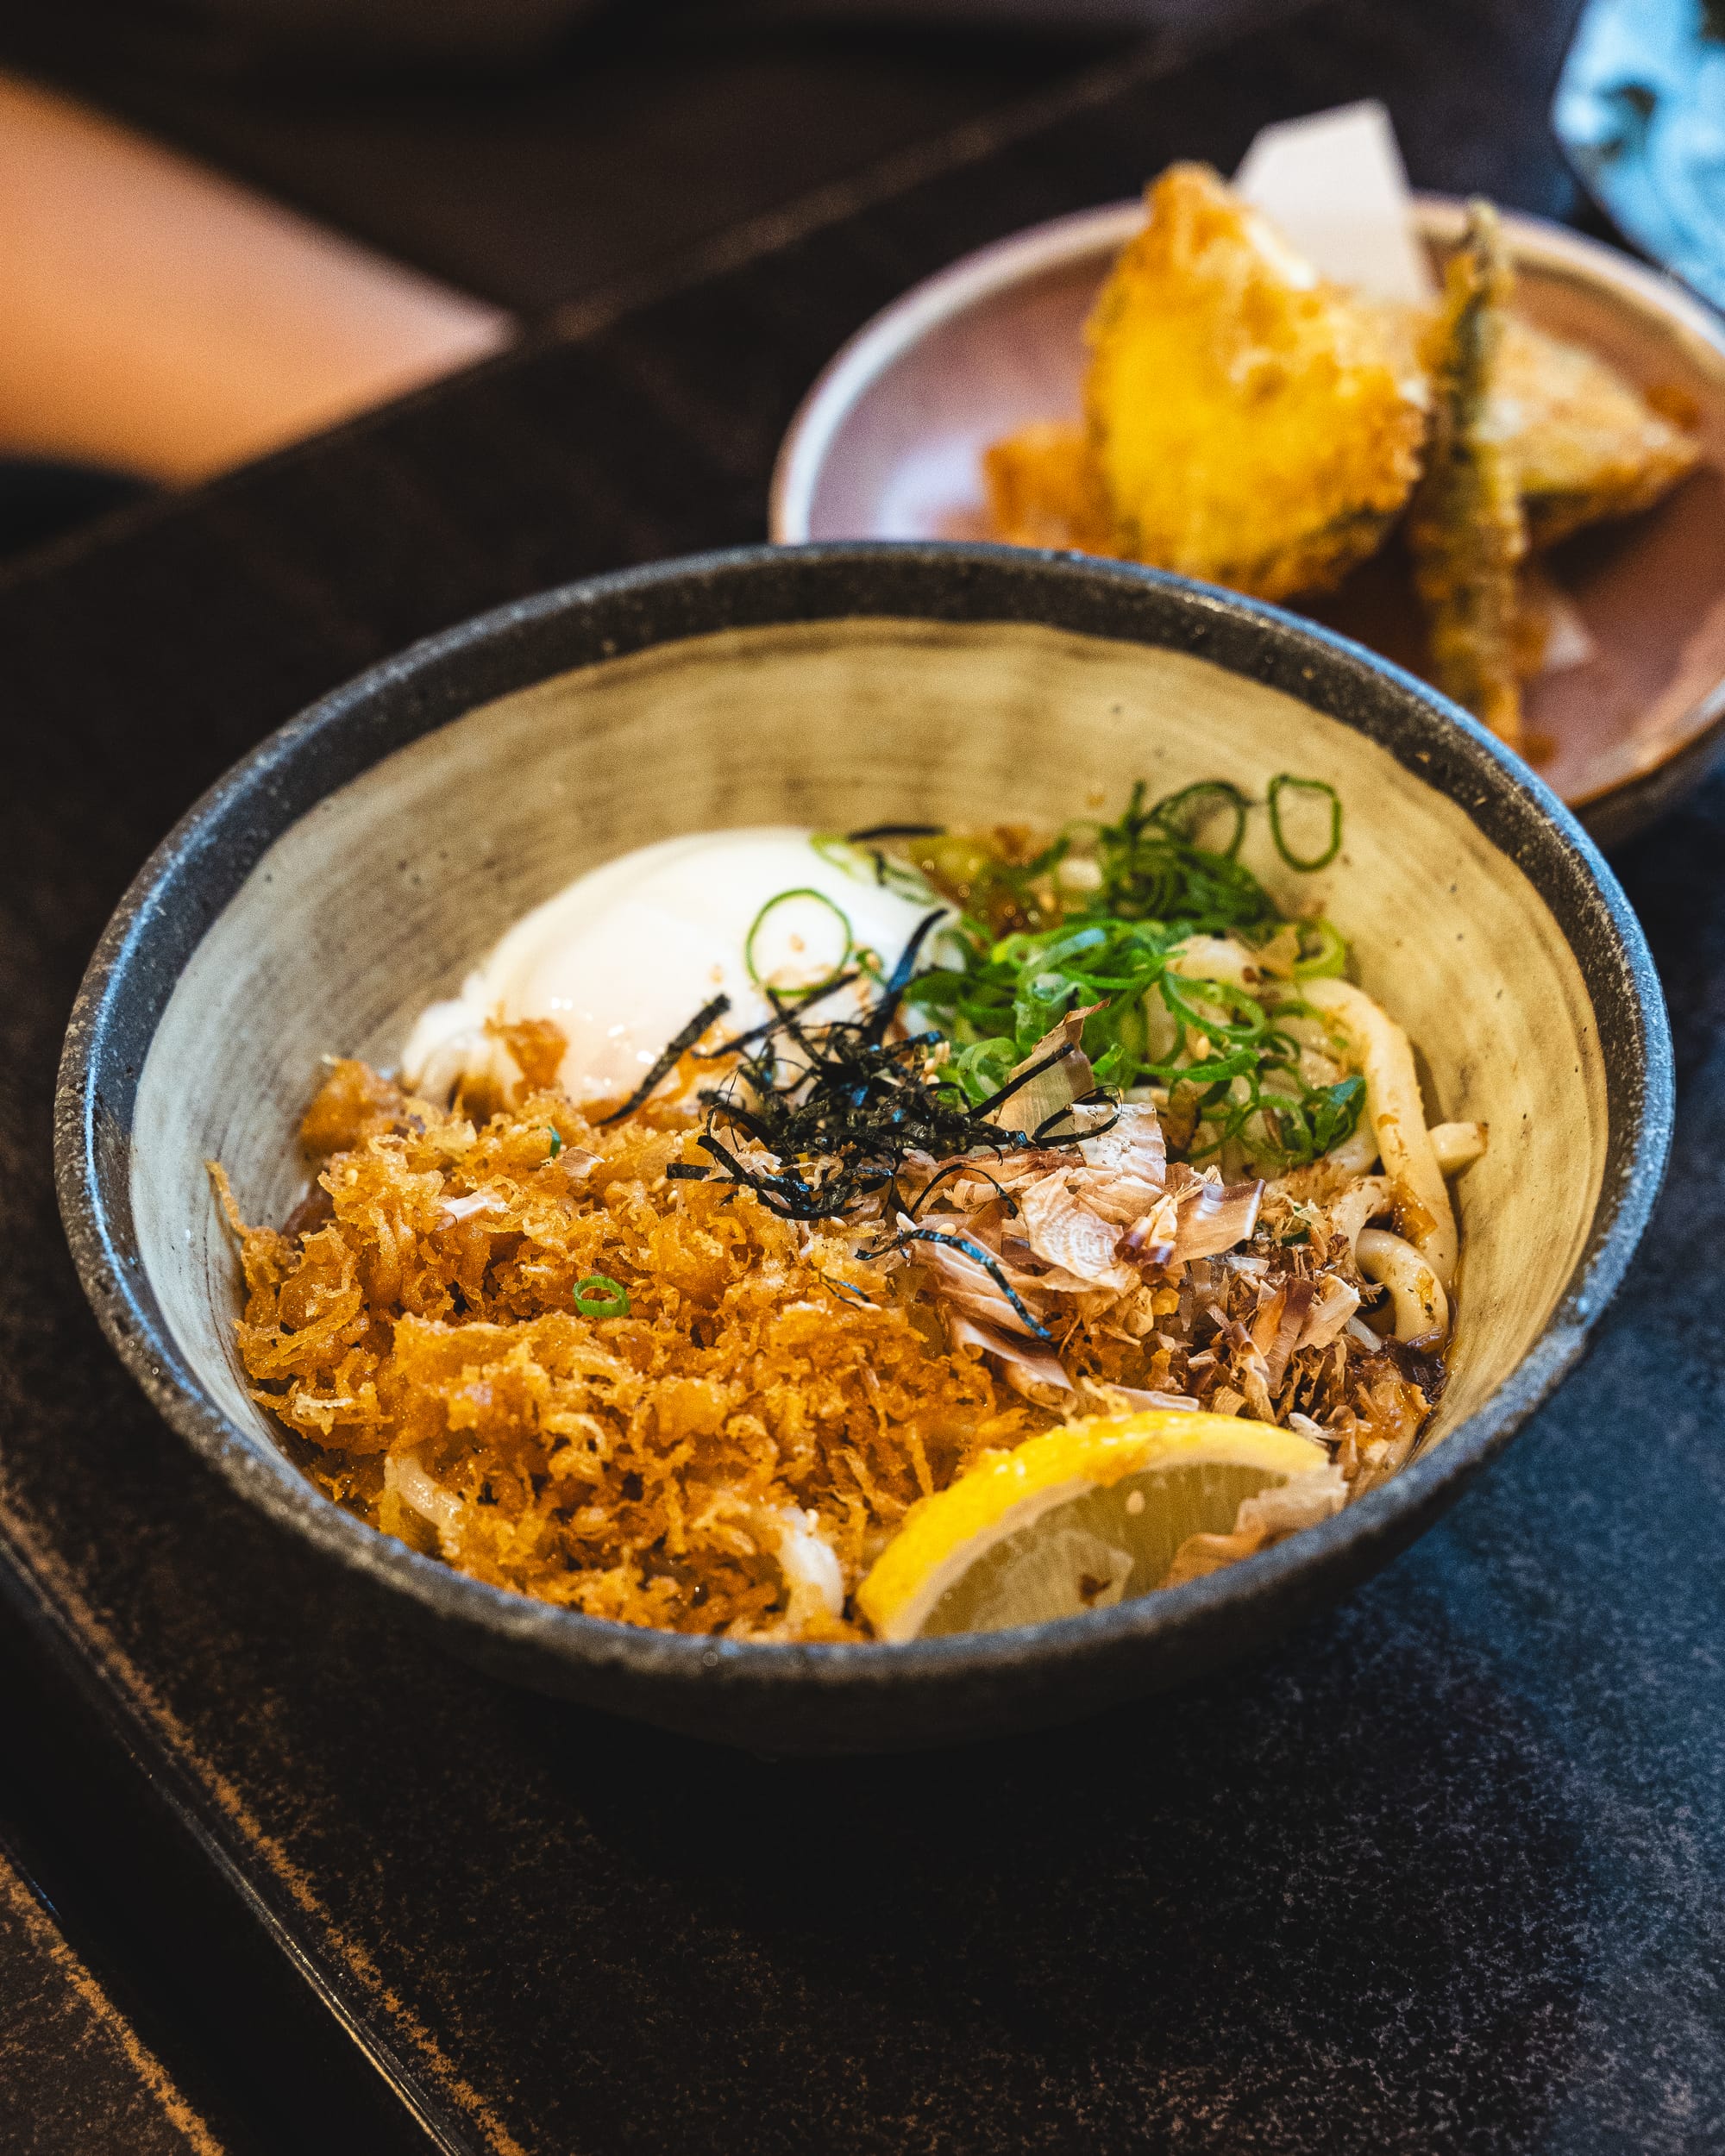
[{"left": 401, "top": 827, "right": 944, "bottom": 1110}]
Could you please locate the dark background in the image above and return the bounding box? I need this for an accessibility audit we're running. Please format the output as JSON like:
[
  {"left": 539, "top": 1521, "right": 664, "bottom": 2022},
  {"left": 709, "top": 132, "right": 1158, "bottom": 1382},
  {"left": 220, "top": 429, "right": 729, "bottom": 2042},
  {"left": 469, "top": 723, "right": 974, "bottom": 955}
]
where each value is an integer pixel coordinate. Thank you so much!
[{"left": 4, "top": 3, "right": 1723, "bottom": 2151}]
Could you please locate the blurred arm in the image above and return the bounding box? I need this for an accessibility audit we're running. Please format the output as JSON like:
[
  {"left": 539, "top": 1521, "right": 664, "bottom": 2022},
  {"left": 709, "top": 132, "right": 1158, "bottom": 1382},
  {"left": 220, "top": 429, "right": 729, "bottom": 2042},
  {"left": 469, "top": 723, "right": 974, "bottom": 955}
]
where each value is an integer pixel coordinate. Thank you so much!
[{"left": 0, "top": 73, "right": 513, "bottom": 481}]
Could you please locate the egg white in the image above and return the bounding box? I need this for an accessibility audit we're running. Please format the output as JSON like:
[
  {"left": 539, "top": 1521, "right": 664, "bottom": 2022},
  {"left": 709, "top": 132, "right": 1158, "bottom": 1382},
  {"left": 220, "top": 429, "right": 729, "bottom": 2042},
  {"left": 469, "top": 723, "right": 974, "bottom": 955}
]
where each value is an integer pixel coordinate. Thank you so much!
[{"left": 401, "top": 827, "right": 945, "bottom": 1110}]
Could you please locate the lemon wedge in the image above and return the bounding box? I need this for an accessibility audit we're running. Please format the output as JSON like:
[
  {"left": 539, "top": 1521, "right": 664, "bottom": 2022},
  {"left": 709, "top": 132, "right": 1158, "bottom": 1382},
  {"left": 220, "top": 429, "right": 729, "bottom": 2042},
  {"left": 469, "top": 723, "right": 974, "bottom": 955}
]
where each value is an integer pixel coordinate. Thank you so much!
[{"left": 856, "top": 1411, "right": 1335, "bottom": 1642}]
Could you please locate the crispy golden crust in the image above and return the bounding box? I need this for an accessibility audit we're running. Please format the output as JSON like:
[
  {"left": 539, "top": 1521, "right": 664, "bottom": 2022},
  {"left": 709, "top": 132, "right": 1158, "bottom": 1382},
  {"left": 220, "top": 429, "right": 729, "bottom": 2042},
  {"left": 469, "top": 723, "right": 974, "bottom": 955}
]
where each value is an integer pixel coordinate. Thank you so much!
[
  {"left": 984, "top": 164, "right": 1703, "bottom": 677},
  {"left": 219, "top": 1071, "right": 1029, "bottom": 1639},
  {"left": 1081, "top": 164, "right": 1427, "bottom": 600},
  {"left": 981, "top": 421, "right": 1113, "bottom": 551},
  {"left": 223, "top": 1056, "right": 1431, "bottom": 1638},
  {"left": 1406, "top": 204, "right": 1528, "bottom": 745},
  {"left": 1491, "top": 317, "right": 1701, "bottom": 548}
]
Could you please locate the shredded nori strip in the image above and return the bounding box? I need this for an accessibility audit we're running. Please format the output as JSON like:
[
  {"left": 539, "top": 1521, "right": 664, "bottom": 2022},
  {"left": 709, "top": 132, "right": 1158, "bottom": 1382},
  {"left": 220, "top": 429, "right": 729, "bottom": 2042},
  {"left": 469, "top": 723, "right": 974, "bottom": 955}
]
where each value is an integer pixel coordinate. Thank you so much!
[
  {"left": 1033, "top": 1089, "right": 1120, "bottom": 1145},
  {"left": 846, "top": 822, "right": 944, "bottom": 842},
  {"left": 594, "top": 993, "right": 731, "bottom": 1126},
  {"left": 889, "top": 1225, "right": 1054, "bottom": 1340},
  {"left": 862, "top": 908, "right": 946, "bottom": 1045},
  {"left": 657, "top": 915, "right": 1069, "bottom": 1223},
  {"left": 819, "top": 1272, "right": 878, "bottom": 1310},
  {"left": 697, "top": 970, "right": 861, "bottom": 1059}
]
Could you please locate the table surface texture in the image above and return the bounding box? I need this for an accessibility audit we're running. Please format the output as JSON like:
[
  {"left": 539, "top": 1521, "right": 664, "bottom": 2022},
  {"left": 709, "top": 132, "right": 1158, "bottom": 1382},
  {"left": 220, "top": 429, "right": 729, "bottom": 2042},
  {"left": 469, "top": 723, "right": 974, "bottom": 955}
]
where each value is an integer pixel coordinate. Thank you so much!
[{"left": 4, "top": 3, "right": 1723, "bottom": 2150}]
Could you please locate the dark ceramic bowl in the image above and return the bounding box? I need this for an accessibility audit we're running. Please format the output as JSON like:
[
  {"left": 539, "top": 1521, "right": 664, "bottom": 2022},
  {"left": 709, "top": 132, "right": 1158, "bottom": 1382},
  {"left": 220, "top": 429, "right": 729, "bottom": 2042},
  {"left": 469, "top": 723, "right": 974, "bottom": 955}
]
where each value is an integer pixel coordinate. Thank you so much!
[{"left": 56, "top": 544, "right": 1672, "bottom": 1753}]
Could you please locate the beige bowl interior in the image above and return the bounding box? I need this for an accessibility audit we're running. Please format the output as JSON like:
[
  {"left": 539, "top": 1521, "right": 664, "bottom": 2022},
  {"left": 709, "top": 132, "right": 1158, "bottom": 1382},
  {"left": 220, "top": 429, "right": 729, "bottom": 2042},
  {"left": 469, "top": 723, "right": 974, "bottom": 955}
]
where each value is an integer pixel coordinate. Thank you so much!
[{"left": 133, "top": 617, "right": 1609, "bottom": 1476}]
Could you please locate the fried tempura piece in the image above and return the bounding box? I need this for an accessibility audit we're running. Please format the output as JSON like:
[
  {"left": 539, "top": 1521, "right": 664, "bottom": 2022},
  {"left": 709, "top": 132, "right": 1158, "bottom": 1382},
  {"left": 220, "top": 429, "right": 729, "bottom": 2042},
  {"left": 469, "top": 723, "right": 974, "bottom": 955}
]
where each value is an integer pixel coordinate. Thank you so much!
[
  {"left": 1406, "top": 203, "right": 1527, "bottom": 746},
  {"left": 982, "top": 421, "right": 1112, "bottom": 550},
  {"left": 1359, "top": 296, "right": 1698, "bottom": 557},
  {"left": 1361, "top": 297, "right": 1431, "bottom": 389},
  {"left": 1491, "top": 318, "right": 1700, "bottom": 548},
  {"left": 1082, "top": 164, "right": 1427, "bottom": 600}
]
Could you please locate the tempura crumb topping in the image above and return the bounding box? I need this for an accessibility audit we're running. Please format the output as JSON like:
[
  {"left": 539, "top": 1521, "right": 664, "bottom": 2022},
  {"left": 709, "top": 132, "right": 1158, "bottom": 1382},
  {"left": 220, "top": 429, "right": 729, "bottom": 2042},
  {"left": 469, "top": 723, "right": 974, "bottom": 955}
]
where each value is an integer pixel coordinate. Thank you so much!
[
  {"left": 217, "top": 1044, "right": 1435, "bottom": 1640},
  {"left": 216, "top": 1064, "right": 1027, "bottom": 1639}
]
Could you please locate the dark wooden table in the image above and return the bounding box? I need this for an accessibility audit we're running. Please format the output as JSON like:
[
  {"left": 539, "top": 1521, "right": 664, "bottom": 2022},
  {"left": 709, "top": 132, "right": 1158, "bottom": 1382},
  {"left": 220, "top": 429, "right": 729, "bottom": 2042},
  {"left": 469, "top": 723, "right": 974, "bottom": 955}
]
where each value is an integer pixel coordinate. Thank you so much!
[
  {"left": 0, "top": 1840, "right": 223, "bottom": 2156},
  {"left": 6, "top": 4, "right": 1725, "bottom": 2149}
]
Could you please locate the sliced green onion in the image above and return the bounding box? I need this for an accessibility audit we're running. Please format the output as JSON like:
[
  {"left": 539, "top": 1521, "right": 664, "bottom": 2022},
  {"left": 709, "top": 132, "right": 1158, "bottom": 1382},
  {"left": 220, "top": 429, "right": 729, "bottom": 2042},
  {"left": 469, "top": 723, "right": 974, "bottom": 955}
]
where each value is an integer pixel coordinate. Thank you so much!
[
  {"left": 810, "top": 832, "right": 935, "bottom": 904},
  {"left": 1267, "top": 774, "right": 1343, "bottom": 872},
  {"left": 810, "top": 831, "right": 855, "bottom": 874},
  {"left": 951, "top": 1037, "right": 1018, "bottom": 1106},
  {"left": 545, "top": 1127, "right": 562, "bottom": 1158},
  {"left": 574, "top": 1273, "right": 630, "bottom": 1319},
  {"left": 1307, "top": 1074, "right": 1366, "bottom": 1156},
  {"left": 1159, "top": 971, "right": 1269, "bottom": 1047},
  {"left": 744, "top": 887, "right": 853, "bottom": 1001},
  {"left": 1090, "top": 780, "right": 1274, "bottom": 928},
  {"left": 828, "top": 778, "right": 1353, "bottom": 1169},
  {"left": 1147, "top": 1042, "right": 1259, "bottom": 1089},
  {"left": 1013, "top": 968, "right": 1076, "bottom": 1052},
  {"left": 1290, "top": 917, "right": 1349, "bottom": 979},
  {"left": 1151, "top": 780, "right": 1251, "bottom": 858}
]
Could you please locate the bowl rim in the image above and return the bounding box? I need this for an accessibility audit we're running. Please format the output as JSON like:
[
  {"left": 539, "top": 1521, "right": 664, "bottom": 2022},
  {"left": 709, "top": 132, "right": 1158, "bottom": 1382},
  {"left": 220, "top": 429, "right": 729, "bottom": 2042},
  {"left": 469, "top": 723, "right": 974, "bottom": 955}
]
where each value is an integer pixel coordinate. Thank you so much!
[
  {"left": 54, "top": 540, "right": 1675, "bottom": 1699},
  {"left": 768, "top": 194, "right": 1725, "bottom": 818}
]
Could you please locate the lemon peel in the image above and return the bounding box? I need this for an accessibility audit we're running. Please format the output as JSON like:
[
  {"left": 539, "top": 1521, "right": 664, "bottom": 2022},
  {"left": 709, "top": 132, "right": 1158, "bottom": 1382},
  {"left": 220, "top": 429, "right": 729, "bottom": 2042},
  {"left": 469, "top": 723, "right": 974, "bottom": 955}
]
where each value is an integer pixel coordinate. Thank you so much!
[{"left": 857, "top": 1409, "right": 1332, "bottom": 1642}]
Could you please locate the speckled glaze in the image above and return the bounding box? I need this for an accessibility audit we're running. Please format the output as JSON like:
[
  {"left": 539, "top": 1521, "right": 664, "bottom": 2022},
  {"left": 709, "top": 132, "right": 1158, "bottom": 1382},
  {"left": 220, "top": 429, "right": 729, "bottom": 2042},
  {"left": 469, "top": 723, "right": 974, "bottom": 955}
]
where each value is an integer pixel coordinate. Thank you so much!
[{"left": 55, "top": 544, "right": 1672, "bottom": 1752}]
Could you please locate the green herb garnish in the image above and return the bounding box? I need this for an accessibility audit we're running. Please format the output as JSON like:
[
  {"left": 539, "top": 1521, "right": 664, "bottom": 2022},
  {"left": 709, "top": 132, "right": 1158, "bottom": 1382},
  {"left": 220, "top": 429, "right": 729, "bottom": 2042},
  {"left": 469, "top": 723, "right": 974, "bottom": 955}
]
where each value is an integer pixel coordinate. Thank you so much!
[
  {"left": 1291, "top": 918, "right": 1348, "bottom": 979},
  {"left": 574, "top": 1274, "right": 630, "bottom": 1319},
  {"left": 743, "top": 886, "right": 854, "bottom": 1002},
  {"left": 633, "top": 779, "right": 1364, "bottom": 1213},
  {"left": 900, "top": 775, "right": 1363, "bottom": 1169},
  {"left": 1266, "top": 773, "right": 1343, "bottom": 871}
]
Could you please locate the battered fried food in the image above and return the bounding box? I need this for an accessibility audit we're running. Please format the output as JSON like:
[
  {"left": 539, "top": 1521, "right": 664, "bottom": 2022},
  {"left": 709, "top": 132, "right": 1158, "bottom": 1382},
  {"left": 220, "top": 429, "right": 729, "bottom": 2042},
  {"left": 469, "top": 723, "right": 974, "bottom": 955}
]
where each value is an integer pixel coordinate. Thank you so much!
[
  {"left": 981, "top": 166, "right": 1703, "bottom": 755},
  {"left": 981, "top": 420, "right": 1111, "bottom": 550},
  {"left": 1406, "top": 203, "right": 1528, "bottom": 745},
  {"left": 1082, "top": 164, "right": 1428, "bottom": 600},
  {"left": 1492, "top": 317, "right": 1701, "bottom": 548}
]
